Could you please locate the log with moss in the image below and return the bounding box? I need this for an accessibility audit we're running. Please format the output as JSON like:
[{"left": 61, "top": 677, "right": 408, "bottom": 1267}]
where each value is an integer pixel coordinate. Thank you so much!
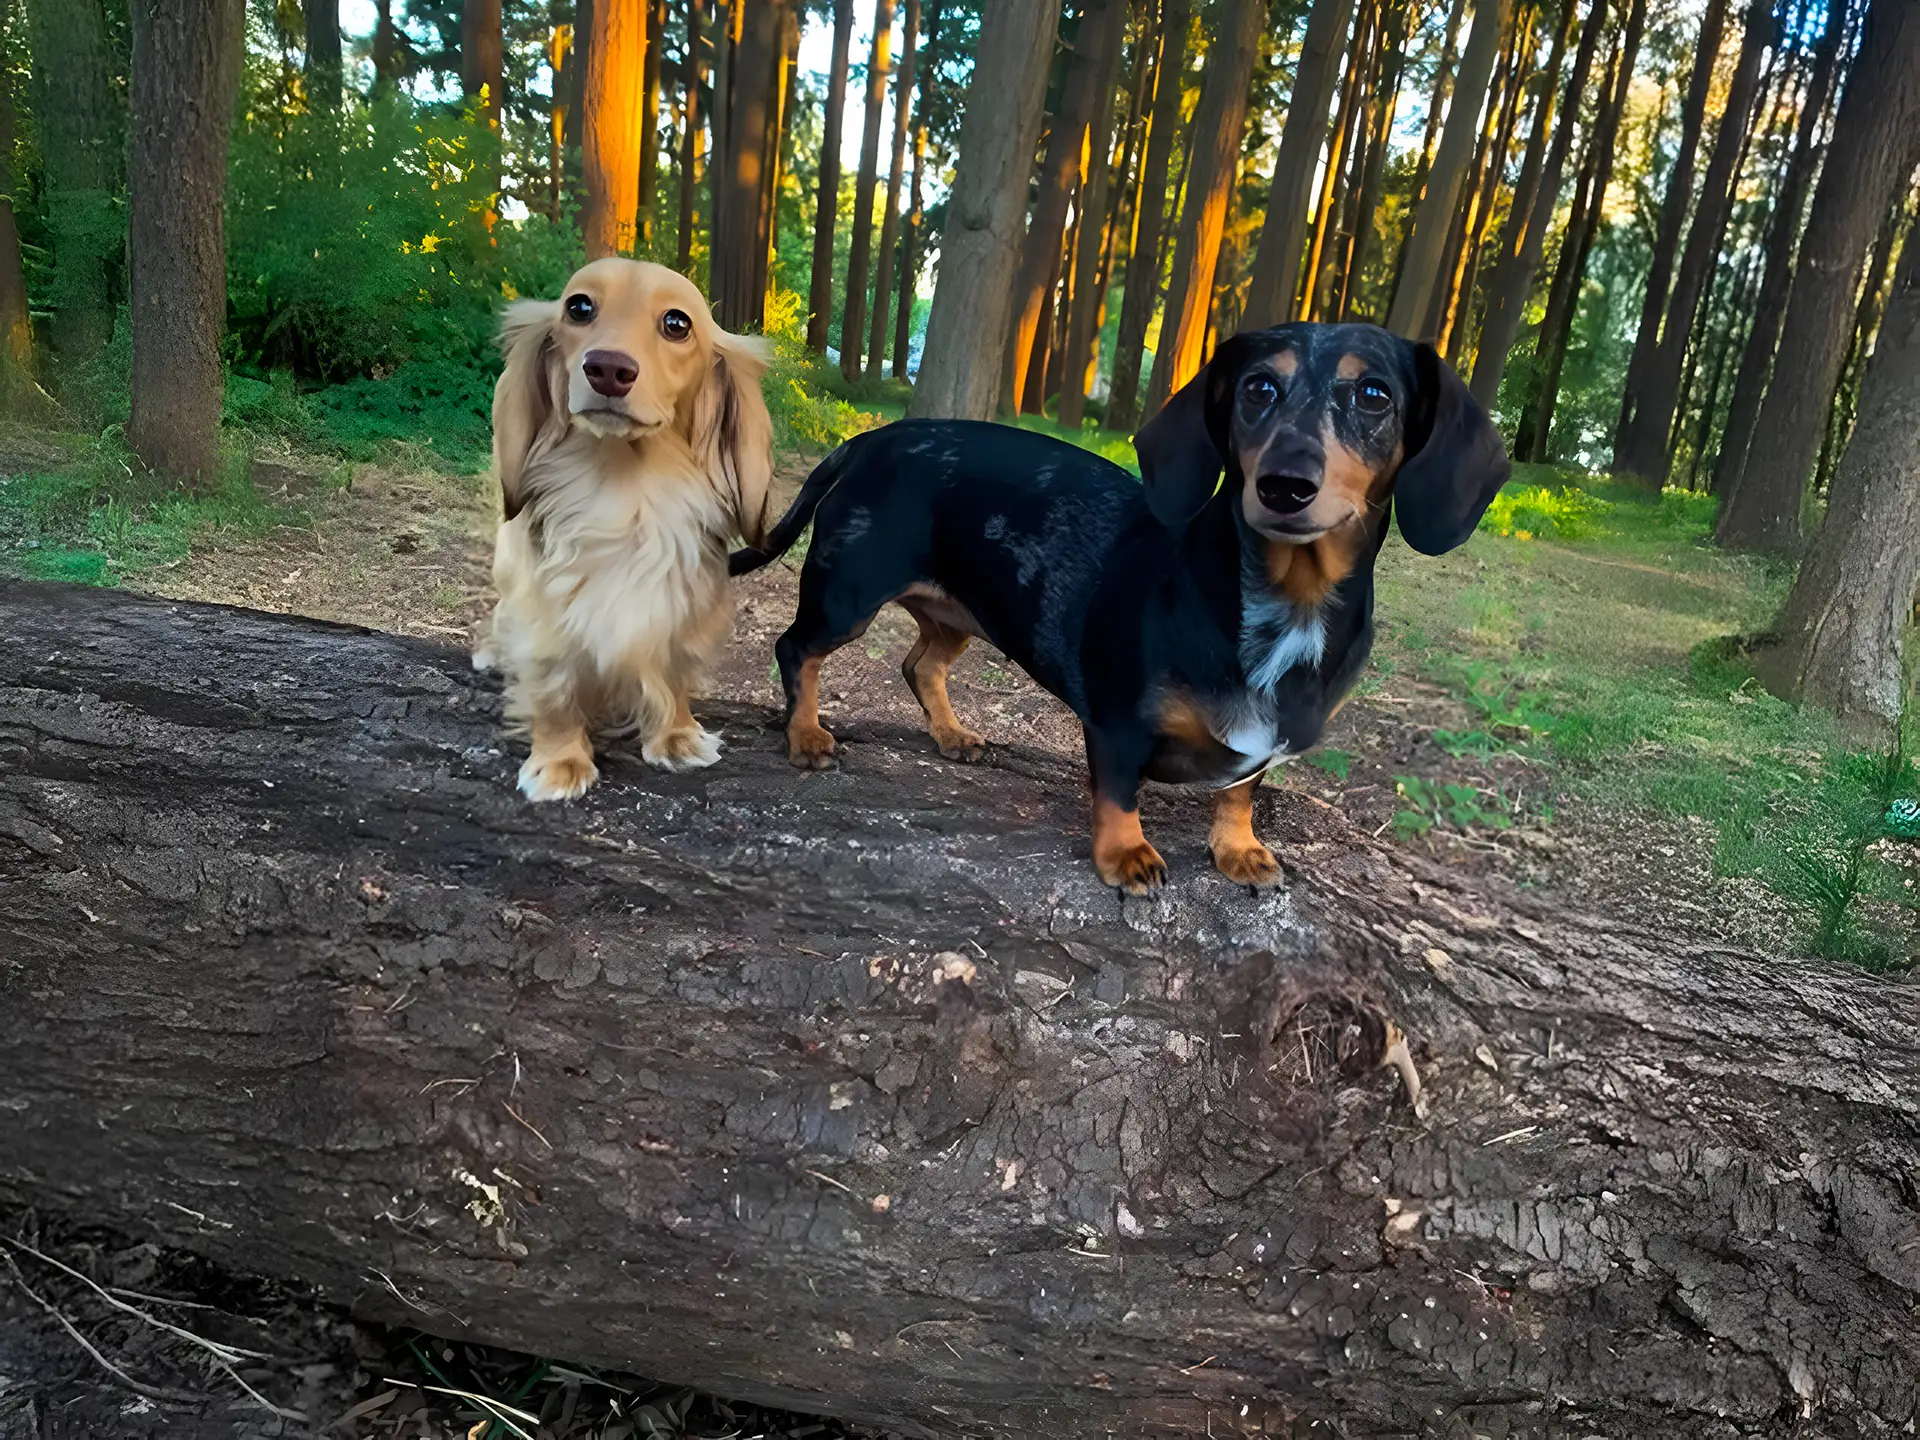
[{"left": 2, "top": 580, "right": 1917, "bottom": 1437}]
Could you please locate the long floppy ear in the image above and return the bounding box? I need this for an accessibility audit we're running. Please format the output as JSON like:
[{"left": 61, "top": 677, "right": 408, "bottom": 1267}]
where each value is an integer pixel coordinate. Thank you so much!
[
  {"left": 493, "top": 299, "right": 568, "bottom": 521},
  {"left": 693, "top": 326, "right": 775, "bottom": 548},
  {"left": 1393, "top": 342, "right": 1510, "bottom": 556},
  {"left": 1131, "top": 334, "right": 1252, "bottom": 529}
]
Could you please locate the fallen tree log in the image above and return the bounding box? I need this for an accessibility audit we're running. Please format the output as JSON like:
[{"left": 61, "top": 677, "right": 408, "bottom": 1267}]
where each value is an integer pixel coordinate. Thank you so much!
[{"left": 2, "top": 579, "right": 1918, "bottom": 1438}]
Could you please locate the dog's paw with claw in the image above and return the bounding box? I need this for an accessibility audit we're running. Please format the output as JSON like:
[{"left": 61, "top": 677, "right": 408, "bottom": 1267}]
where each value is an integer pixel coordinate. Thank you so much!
[
  {"left": 643, "top": 725, "right": 723, "bottom": 772},
  {"left": 518, "top": 751, "right": 599, "bottom": 801}
]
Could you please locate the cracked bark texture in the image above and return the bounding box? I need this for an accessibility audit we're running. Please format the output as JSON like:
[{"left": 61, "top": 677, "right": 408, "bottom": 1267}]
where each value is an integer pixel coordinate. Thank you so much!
[{"left": 1, "top": 581, "right": 1918, "bottom": 1438}]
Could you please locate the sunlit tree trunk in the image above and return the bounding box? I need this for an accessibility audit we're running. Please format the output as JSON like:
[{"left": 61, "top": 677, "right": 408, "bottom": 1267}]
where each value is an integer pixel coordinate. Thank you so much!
[
  {"left": 635, "top": 0, "right": 666, "bottom": 249},
  {"left": 752, "top": 5, "right": 798, "bottom": 305},
  {"left": 1715, "top": 0, "right": 1920, "bottom": 553},
  {"left": 461, "top": 0, "right": 504, "bottom": 126},
  {"left": 1387, "top": 0, "right": 1512, "bottom": 336},
  {"left": 841, "top": 0, "right": 894, "bottom": 381},
  {"left": 709, "top": 0, "right": 787, "bottom": 329},
  {"left": 303, "top": 0, "right": 341, "bottom": 109},
  {"left": 1106, "top": 0, "right": 1189, "bottom": 429},
  {"left": 867, "top": 0, "right": 920, "bottom": 381},
  {"left": 1058, "top": 6, "right": 1137, "bottom": 427},
  {"left": 676, "top": 0, "right": 705, "bottom": 272},
  {"left": 0, "top": 0, "right": 36, "bottom": 405},
  {"left": 806, "top": 0, "right": 853, "bottom": 352},
  {"left": 1401, "top": 0, "right": 1468, "bottom": 242},
  {"left": 1245, "top": 0, "right": 1355, "bottom": 327},
  {"left": 1470, "top": 0, "right": 1604, "bottom": 410},
  {"left": 1302, "top": 0, "right": 1371, "bottom": 322},
  {"left": 126, "top": 0, "right": 244, "bottom": 484},
  {"left": 1144, "top": 0, "right": 1266, "bottom": 415},
  {"left": 909, "top": 0, "right": 1059, "bottom": 419},
  {"left": 1338, "top": 0, "right": 1407, "bottom": 320},
  {"left": 894, "top": 0, "right": 944, "bottom": 377},
  {"left": 582, "top": 0, "right": 647, "bottom": 257},
  {"left": 1434, "top": 8, "right": 1527, "bottom": 358},
  {"left": 372, "top": 0, "right": 402, "bottom": 93},
  {"left": 1815, "top": 201, "right": 1906, "bottom": 499}
]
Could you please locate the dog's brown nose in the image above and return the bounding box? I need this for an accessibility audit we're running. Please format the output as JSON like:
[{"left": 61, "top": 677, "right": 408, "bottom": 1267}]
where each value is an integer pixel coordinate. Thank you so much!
[{"left": 582, "top": 349, "right": 639, "bottom": 399}]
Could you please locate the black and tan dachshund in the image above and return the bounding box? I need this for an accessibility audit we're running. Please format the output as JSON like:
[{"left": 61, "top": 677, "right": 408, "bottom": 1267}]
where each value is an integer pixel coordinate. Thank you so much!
[{"left": 730, "top": 323, "right": 1510, "bottom": 894}]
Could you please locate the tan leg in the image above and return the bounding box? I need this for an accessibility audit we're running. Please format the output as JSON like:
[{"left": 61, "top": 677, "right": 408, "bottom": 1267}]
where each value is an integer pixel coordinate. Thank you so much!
[
  {"left": 1091, "top": 793, "right": 1167, "bottom": 895},
  {"left": 900, "top": 610, "right": 985, "bottom": 762},
  {"left": 642, "top": 688, "right": 722, "bottom": 771},
  {"left": 519, "top": 704, "right": 598, "bottom": 802},
  {"left": 1210, "top": 773, "right": 1281, "bottom": 887},
  {"left": 786, "top": 654, "right": 839, "bottom": 769}
]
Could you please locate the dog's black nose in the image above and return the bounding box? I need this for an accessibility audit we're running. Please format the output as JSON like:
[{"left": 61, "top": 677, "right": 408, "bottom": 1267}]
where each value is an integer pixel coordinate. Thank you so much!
[
  {"left": 1255, "top": 472, "right": 1320, "bottom": 515},
  {"left": 583, "top": 349, "right": 639, "bottom": 399}
]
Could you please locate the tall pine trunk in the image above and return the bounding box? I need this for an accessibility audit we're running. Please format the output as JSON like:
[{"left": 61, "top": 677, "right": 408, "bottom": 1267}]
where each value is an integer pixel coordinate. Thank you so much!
[
  {"left": 373, "top": 0, "right": 402, "bottom": 93},
  {"left": 1613, "top": 0, "right": 1771, "bottom": 488},
  {"left": 126, "top": 0, "right": 244, "bottom": 484},
  {"left": 675, "top": 0, "right": 705, "bottom": 271},
  {"left": 1302, "top": 0, "right": 1371, "bottom": 322},
  {"left": 636, "top": 0, "right": 666, "bottom": 249},
  {"left": 1470, "top": 0, "right": 1605, "bottom": 409},
  {"left": 867, "top": 0, "right": 920, "bottom": 381},
  {"left": 583, "top": 0, "right": 648, "bottom": 258},
  {"left": 1710, "top": 2, "right": 1842, "bottom": 497},
  {"left": 1434, "top": 12, "right": 1526, "bottom": 359},
  {"left": 303, "top": 0, "right": 342, "bottom": 109},
  {"left": 1715, "top": 0, "right": 1920, "bottom": 553},
  {"left": 1004, "top": 0, "right": 1128, "bottom": 415},
  {"left": 894, "top": 0, "right": 943, "bottom": 377},
  {"left": 1106, "top": 0, "right": 1190, "bottom": 430},
  {"left": 1751, "top": 228, "right": 1920, "bottom": 744},
  {"left": 1245, "top": 0, "right": 1356, "bottom": 327},
  {"left": 1143, "top": 0, "right": 1266, "bottom": 416},
  {"left": 1387, "top": 0, "right": 1512, "bottom": 336},
  {"left": 0, "top": 0, "right": 35, "bottom": 404},
  {"left": 1610, "top": 0, "right": 1728, "bottom": 472},
  {"left": 806, "top": 0, "right": 854, "bottom": 352},
  {"left": 462, "top": 0, "right": 504, "bottom": 126},
  {"left": 1058, "top": 5, "right": 1135, "bottom": 427},
  {"left": 710, "top": 0, "right": 787, "bottom": 330},
  {"left": 908, "top": 0, "right": 1059, "bottom": 419},
  {"left": 1339, "top": 0, "right": 1408, "bottom": 319},
  {"left": 841, "top": 0, "right": 894, "bottom": 381}
]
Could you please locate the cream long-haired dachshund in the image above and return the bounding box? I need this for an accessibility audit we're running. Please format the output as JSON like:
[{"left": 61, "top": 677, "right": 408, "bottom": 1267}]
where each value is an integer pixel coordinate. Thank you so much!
[{"left": 476, "top": 258, "right": 773, "bottom": 801}]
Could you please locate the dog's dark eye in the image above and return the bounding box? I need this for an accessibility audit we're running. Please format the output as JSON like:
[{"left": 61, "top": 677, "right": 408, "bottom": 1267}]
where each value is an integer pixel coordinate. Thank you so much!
[
  {"left": 1354, "top": 378, "right": 1393, "bottom": 414},
  {"left": 1242, "top": 374, "right": 1280, "bottom": 408},
  {"left": 564, "top": 293, "right": 596, "bottom": 324},
  {"left": 660, "top": 309, "right": 693, "bottom": 342}
]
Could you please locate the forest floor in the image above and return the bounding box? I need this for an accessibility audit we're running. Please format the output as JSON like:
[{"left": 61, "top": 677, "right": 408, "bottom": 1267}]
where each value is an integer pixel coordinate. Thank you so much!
[{"left": 1, "top": 400, "right": 1911, "bottom": 1437}]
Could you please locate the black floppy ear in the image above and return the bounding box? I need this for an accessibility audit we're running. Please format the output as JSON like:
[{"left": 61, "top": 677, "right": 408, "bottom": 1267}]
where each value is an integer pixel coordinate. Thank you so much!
[
  {"left": 1393, "top": 342, "right": 1510, "bottom": 556},
  {"left": 1131, "top": 335, "right": 1250, "bottom": 529}
]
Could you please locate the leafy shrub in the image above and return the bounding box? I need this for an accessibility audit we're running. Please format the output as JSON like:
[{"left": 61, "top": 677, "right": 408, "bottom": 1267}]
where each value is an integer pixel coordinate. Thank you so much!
[{"left": 1479, "top": 482, "right": 1612, "bottom": 541}]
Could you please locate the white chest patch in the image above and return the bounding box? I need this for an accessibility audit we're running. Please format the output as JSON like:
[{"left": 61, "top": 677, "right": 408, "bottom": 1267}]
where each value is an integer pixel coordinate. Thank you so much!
[{"left": 1240, "top": 595, "right": 1328, "bottom": 696}]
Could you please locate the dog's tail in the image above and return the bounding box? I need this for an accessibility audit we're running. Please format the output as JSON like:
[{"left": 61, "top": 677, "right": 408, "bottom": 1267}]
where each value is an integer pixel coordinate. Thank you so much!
[{"left": 729, "top": 439, "right": 856, "bottom": 577}]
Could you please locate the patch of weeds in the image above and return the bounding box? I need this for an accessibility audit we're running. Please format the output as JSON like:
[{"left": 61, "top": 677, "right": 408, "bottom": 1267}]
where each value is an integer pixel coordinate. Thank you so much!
[
  {"left": 1392, "top": 774, "right": 1517, "bottom": 840},
  {"left": 1302, "top": 747, "right": 1353, "bottom": 781},
  {"left": 1431, "top": 727, "right": 1507, "bottom": 759},
  {"left": 1438, "top": 658, "right": 1556, "bottom": 740},
  {"left": 1479, "top": 481, "right": 1612, "bottom": 541}
]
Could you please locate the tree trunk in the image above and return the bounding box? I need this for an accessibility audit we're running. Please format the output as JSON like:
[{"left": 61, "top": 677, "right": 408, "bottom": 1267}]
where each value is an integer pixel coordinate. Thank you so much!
[
  {"left": 1715, "top": 0, "right": 1920, "bottom": 553},
  {"left": 709, "top": 0, "right": 735, "bottom": 236},
  {"left": 1245, "top": 0, "right": 1356, "bottom": 328},
  {"left": 866, "top": 0, "right": 919, "bottom": 382},
  {"left": 1513, "top": 0, "right": 1647, "bottom": 464},
  {"left": 676, "top": 0, "right": 705, "bottom": 272},
  {"left": 710, "top": 0, "right": 786, "bottom": 330},
  {"left": 752, "top": 5, "right": 798, "bottom": 312},
  {"left": 125, "top": 0, "right": 243, "bottom": 485},
  {"left": 893, "top": 0, "right": 943, "bottom": 378},
  {"left": 806, "top": 0, "right": 854, "bottom": 352},
  {"left": 373, "top": 0, "right": 402, "bottom": 93},
  {"left": 1058, "top": 6, "right": 1135, "bottom": 429},
  {"left": 1301, "top": 0, "right": 1371, "bottom": 323},
  {"left": 840, "top": 0, "right": 894, "bottom": 381},
  {"left": 1712, "top": 4, "right": 1843, "bottom": 498},
  {"left": 1609, "top": 0, "right": 1728, "bottom": 468},
  {"left": 635, "top": 0, "right": 666, "bottom": 249},
  {"left": 25, "top": 0, "right": 121, "bottom": 374},
  {"left": 582, "top": 0, "right": 648, "bottom": 258},
  {"left": 908, "top": 0, "right": 1059, "bottom": 421},
  {"left": 1105, "top": 0, "right": 1190, "bottom": 431},
  {"left": 1410, "top": 0, "right": 1470, "bottom": 201},
  {"left": 1469, "top": 0, "right": 1599, "bottom": 410},
  {"left": 1751, "top": 229, "right": 1919, "bottom": 744},
  {"left": 10, "top": 584, "right": 1920, "bottom": 1436},
  {"left": 461, "top": 0, "right": 504, "bottom": 127},
  {"left": 0, "top": 0, "right": 36, "bottom": 405},
  {"left": 1338, "top": 0, "right": 1408, "bottom": 320},
  {"left": 303, "top": 0, "right": 342, "bottom": 109},
  {"left": 1144, "top": 0, "right": 1266, "bottom": 417},
  {"left": 1387, "top": 0, "right": 1513, "bottom": 337},
  {"left": 1004, "top": 0, "right": 1128, "bottom": 416},
  {"left": 1815, "top": 197, "right": 1906, "bottom": 502},
  {"left": 1434, "top": 9, "right": 1527, "bottom": 361},
  {"left": 1613, "top": 0, "right": 1771, "bottom": 491}
]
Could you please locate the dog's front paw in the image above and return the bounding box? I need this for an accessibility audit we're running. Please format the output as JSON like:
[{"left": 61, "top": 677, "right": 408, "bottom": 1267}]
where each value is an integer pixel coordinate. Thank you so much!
[
  {"left": 932, "top": 723, "right": 987, "bottom": 763},
  {"left": 643, "top": 725, "right": 723, "bottom": 772},
  {"left": 1211, "top": 838, "right": 1282, "bottom": 889},
  {"left": 1095, "top": 840, "right": 1167, "bottom": 896},
  {"left": 787, "top": 723, "right": 839, "bottom": 770},
  {"left": 518, "top": 751, "right": 599, "bottom": 801}
]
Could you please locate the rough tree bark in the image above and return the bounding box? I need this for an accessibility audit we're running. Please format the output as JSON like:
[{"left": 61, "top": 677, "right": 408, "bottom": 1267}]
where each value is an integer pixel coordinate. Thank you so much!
[
  {"left": 806, "top": 0, "right": 855, "bottom": 353},
  {"left": 1301, "top": 0, "right": 1371, "bottom": 324},
  {"left": 1388, "top": 0, "right": 1513, "bottom": 337},
  {"left": 1752, "top": 230, "right": 1919, "bottom": 744},
  {"left": 1712, "top": 1, "right": 1844, "bottom": 499},
  {"left": 894, "top": 0, "right": 943, "bottom": 378},
  {"left": 1613, "top": 0, "right": 1771, "bottom": 490},
  {"left": 1105, "top": 0, "right": 1190, "bottom": 431},
  {"left": 1005, "top": 0, "right": 1128, "bottom": 416},
  {"left": 0, "top": 0, "right": 36, "bottom": 404},
  {"left": 8, "top": 586, "right": 1920, "bottom": 1436},
  {"left": 373, "top": 0, "right": 402, "bottom": 93},
  {"left": 710, "top": 0, "right": 788, "bottom": 331},
  {"left": 1469, "top": 0, "right": 1605, "bottom": 409},
  {"left": 637, "top": 0, "right": 667, "bottom": 250},
  {"left": 1339, "top": 0, "right": 1409, "bottom": 320},
  {"left": 867, "top": 0, "right": 919, "bottom": 382},
  {"left": 462, "top": 0, "right": 504, "bottom": 128},
  {"left": 1144, "top": 0, "right": 1266, "bottom": 416},
  {"left": 676, "top": 0, "right": 705, "bottom": 272},
  {"left": 303, "top": 0, "right": 342, "bottom": 109},
  {"left": 908, "top": 0, "right": 1058, "bottom": 421},
  {"left": 583, "top": 0, "right": 647, "bottom": 258},
  {"left": 1246, "top": 0, "right": 1357, "bottom": 329},
  {"left": 1714, "top": 0, "right": 1920, "bottom": 554},
  {"left": 1433, "top": 8, "right": 1527, "bottom": 360},
  {"left": 840, "top": 0, "right": 895, "bottom": 381},
  {"left": 1058, "top": 3, "right": 1136, "bottom": 429},
  {"left": 1610, "top": 0, "right": 1728, "bottom": 468},
  {"left": 125, "top": 0, "right": 244, "bottom": 485}
]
